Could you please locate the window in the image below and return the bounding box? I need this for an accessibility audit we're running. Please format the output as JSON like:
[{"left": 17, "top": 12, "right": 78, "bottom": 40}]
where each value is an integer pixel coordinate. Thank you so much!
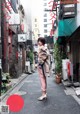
[
  {"left": 44, "top": 19, "right": 47, "bottom": 22},
  {"left": 44, "top": 8, "right": 47, "bottom": 11},
  {"left": 34, "top": 28, "right": 38, "bottom": 32},
  {"left": 35, "top": 24, "right": 37, "bottom": 27},
  {"left": 44, "top": 3, "right": 47, "bottom": 6},
  {"left": 35, "top": 19, "right": 37, "bottom": 22},
  {"left": 44, "top": 29, "right": 47, "bottom": 33},
  {"left": 44, "top": 24, "right": 47, "bottom": 27},
  {"left": 44, "top": 35, "right": 47, "bottom": 37},
  {"left": 44, "top": 13, "right": 47, "bottom": 17}
]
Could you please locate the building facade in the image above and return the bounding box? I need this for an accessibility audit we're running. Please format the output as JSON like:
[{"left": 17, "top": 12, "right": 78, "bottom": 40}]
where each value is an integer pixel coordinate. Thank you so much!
[
  {"left": 32, "top": 17, "right": 40, "bottom": 43},
  {"left": 1, "top": 0, "right": 32, "bottom": 78},
  {"left": 43, "top": 0, "right": 53, "bottom": 38},
  {"left": 55, "top": 0, "right": 80, "bottom": 83},
  {"left": 0, "top": 0, "right": 2, "bottom": 95},
  {"left": 0, "top": 0, "right": 1, "bottom": 58}
]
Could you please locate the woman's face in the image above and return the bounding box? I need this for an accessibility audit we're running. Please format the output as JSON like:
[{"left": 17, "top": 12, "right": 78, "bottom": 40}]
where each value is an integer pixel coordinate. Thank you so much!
[{"left": 38, "top": 41, "right": 43, "bottom": 46}]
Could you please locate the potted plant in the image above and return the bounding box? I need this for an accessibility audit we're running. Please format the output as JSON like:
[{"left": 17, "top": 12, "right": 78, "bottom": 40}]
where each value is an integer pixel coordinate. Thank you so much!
[{"left": 54, "top": 42, "right": 62, "bottom": 84}]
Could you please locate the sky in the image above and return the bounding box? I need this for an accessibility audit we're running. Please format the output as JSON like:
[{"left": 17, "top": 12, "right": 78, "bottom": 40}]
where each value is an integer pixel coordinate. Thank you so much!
[
  {"left": 31, "top": 0, "right": 43, "bottom": 16},
  {"left": 20, "top": 0, "right": 44, "bottom": 36},
  {"left": 20, "top": 0, "right": 43, "bottom": 16}
]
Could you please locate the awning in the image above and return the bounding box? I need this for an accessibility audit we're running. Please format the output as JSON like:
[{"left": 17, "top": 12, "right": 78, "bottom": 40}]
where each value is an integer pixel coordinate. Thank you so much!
[
  {"left": 67, "top": 26, "right": 80, "bottom": 42},
  {"left": 58, "top": 18, "right": 77, "bottom": 37}
]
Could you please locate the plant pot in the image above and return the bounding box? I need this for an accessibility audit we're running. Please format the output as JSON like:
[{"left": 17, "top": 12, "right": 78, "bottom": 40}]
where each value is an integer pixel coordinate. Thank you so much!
[{"left": 55, "top": 75, "right": 61, "bottom": 84}]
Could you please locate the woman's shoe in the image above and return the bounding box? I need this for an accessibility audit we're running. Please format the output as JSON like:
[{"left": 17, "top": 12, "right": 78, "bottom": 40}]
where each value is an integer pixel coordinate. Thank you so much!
[{"left": 38, "top": 94, "right": 47, "bottom": 101}]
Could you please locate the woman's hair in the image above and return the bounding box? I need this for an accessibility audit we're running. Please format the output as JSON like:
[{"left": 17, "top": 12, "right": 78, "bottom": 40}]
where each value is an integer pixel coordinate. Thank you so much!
[{"left": 38, "top": 37, "right": 46, "bottom": 45}]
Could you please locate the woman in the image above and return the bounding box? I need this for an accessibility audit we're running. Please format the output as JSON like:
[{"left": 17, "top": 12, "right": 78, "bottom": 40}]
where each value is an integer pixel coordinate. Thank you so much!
[{"left": 37, "top": 37, "right": 50, "bottom": 101}]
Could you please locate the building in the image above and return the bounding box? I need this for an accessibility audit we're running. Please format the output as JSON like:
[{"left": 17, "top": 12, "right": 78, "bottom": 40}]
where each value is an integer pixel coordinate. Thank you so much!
[
  {"left": 0, "top": 0, "right": 1, "bottom": 43},
  {"left": 1, "top": 0, "right": 10, "bottom": 73},
  {"left": 40, "top": 0, "right": 54, "bottom": 48},
  {"left": 55, "top": 0, "right": 80, "bottom": 83},
  {"left": 0, "top": 0, "right": 1, "bottom": 59},
  {"left": 9, "top": 0, "right": 32, "bottom": 77},
  {"left": 32, "top": 17, "right": 40, "bottom": 67},
  {"left": 6, "top": 0, "right": 21, "bottom": 77},
  {"left": 43, "top": 0, "right": 53, "bottom": 38},
  {"left": 21, "top": 0, "right": 33, "bottom": 48},
  {"left": 32, "top": 17, "right": 40, "bottom": 44},
  {"left": 1, "top": 0, "right": 32, "bottom": 78}
]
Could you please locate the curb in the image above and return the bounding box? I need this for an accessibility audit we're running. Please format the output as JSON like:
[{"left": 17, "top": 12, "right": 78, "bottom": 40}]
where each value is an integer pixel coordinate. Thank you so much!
[{"left": 1, "top": 73, "right": 28, "bottom": 100}]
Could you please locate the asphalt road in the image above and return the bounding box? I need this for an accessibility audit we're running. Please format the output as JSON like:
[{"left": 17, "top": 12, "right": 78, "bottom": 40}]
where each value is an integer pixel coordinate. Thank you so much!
[{"left": 10, "top": 71, "right": 80, "bottom": 114}]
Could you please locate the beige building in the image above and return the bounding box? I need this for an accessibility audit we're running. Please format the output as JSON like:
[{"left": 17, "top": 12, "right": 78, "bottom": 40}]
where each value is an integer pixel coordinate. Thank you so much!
[{"left": 32, "top": 17, "right": 40, "bottom": 43}]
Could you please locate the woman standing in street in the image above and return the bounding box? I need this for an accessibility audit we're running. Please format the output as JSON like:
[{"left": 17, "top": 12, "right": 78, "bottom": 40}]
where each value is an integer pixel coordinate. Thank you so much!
[{"left": 37, "top": 37, "right": 50, "bottom": 101}]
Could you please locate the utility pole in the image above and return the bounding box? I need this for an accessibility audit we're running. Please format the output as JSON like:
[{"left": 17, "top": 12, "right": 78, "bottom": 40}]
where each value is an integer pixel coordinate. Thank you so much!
[
  {"left": 0, "top": 0, "right": 4, "bottom": 96},
  {"left": 0, "top": 0, "right": 2, "bottom": 96}
]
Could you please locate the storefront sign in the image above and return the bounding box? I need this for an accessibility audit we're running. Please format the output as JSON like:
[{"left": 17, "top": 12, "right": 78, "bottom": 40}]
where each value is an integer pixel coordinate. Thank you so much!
[
  {"left": 62, "top": 4, "right": 76, "bottom": 18},
  {"left": 18, "top": 34, "right": 27, "bottom": 42},
  {"left": 60, "top": 0, "right": 80, "bottom": 4},
  {"left": 48, "top": 0, "right": 57, "bottom": 37}
]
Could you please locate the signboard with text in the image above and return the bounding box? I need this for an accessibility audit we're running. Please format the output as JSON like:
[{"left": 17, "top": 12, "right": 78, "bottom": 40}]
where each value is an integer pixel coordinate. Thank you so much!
[{"left": 18, "top": 34, "right": 27, "bottom": 42}]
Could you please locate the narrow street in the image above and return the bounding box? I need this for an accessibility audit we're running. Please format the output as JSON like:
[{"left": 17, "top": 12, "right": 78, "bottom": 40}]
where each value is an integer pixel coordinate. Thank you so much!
[
  {"left": 9, "top": 71, "right": 80, "bottom": 114},
  {"left": 1, "top": 0, "right": 80, "bottom": 114}
]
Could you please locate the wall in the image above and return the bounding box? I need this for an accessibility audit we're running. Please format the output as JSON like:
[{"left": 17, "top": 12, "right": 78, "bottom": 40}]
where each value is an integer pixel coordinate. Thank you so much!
[
  {"left": 43, "top": 0, "right": 53, "bottom": 37},
  {"left": 0, "top": 0, "right": 1, "bottom": 59},
  {"left": 20, "top": 0, "right": 32, "bottom": 40},
  {"left": 76, "top": 3, "right": 80, "bottom": 26},
  {"left": 32, "top": 17, "right": 40, "bottom": 42},
  {"left": 0, "top": 0, "right": 1, "bottom": 41}
]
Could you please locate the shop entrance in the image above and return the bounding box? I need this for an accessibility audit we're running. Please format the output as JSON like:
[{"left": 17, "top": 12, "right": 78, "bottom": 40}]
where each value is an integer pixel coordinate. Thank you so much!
[{"left": 72, "top": 41, "right": 80, "bottom": 82}]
